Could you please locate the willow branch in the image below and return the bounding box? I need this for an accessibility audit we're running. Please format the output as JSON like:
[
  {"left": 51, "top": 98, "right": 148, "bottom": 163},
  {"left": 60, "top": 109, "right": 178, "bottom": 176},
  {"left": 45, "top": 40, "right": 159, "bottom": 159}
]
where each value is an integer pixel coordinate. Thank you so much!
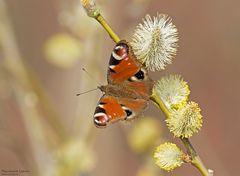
[
  {"left": 80, "top": 0, "right": 120, "bottom": 43},
  {"left": 151, "top": 94, "right": 210, "bottom": 176}
]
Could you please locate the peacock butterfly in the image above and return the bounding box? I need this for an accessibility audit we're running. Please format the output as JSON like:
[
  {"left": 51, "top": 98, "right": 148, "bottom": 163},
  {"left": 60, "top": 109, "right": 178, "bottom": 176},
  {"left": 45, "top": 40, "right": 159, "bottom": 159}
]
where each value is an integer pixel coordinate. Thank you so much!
[{"left": 94, "top": 40, "right": 153, "bottom": 128}]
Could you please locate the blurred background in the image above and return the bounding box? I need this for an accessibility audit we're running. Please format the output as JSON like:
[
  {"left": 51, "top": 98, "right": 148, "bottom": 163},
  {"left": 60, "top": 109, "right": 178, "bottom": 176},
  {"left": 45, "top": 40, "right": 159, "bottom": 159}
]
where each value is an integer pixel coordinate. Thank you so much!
[{"left": 0, "top": 0, "right": 239, "bottom": 175}]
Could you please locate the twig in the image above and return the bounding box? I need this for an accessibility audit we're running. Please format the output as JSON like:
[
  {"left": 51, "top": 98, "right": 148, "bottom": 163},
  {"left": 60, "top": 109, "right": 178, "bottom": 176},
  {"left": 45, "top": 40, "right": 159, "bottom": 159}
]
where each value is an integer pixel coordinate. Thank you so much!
[{"left": 81, "top": 1, "right": 211, "bottom": 175}]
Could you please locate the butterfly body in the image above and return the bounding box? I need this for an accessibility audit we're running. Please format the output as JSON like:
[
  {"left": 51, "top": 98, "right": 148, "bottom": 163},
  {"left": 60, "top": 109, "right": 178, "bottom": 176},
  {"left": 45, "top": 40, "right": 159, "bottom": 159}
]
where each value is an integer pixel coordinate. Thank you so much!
[
  {"left": 98, "top": 83, "right": 146, "bottom": 100},
  {"left": 94, "top": 40, "right": 153, "bottom": 128}
]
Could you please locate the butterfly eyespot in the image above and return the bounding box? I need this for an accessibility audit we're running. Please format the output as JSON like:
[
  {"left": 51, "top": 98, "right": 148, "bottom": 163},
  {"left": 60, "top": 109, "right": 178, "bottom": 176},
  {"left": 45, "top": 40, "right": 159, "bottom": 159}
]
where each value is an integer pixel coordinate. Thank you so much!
[
  {"left": 128, "top": 68, "right": 147, "bottom": 82},
  {"left": 94, "top": 113, "right": 108, "bottom": 128},
  {"left": 94, "top": 105, "right": 108, "bottom": 128},
  {"left": 114, "top": 43, "right": 129, "bottom": 53},
  {"left": 134, "top": 69, "right": 145, "bottom": 80},
  {"left": 112, "top": 43, "right": 129, "bottom": 61},
  {"left": 122, "top": 106, "right": 135, "bottom": 120},
  {"left": 125, "top": 109, "right": 132, "bottom": 116},
  {"left": 114, "top": 45, "right": 123, "bottom": 51},
  {"left": 112, "top": 51, "right": 126, "bottom": 61}
]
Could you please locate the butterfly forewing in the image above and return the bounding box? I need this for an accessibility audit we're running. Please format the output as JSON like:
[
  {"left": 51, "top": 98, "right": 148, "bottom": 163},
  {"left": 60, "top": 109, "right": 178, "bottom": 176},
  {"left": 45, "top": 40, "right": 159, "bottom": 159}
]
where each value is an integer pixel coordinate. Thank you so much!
[{"left": 107, "top": 41, "right": 140, "bottom": 83}]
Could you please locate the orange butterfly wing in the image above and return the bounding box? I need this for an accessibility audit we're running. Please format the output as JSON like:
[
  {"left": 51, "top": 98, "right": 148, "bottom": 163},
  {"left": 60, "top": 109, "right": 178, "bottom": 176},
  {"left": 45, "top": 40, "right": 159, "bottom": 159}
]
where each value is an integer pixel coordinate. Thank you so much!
[
  {"left": 94, "top": 95, "right": 147, "bottom": 128},
  {"left": 107, "top": 40, "right": 153, "bottom": 97}
]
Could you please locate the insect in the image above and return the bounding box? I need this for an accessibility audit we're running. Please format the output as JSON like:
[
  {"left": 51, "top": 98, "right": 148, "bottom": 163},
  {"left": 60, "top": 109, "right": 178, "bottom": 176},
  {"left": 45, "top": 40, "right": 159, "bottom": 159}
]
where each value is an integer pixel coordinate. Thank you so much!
[{"left": 94, "top": 40, "right": 153, "bottom": 128}]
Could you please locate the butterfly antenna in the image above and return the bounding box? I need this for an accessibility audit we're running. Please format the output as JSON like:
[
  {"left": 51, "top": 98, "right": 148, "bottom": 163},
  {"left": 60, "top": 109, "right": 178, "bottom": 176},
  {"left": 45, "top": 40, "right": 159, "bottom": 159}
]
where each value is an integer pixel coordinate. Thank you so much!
[
  {"left": 76, "top": 88, "right": 99, "bottom": 96},
  {"left": 82, "top": 68, "right": 101, "bottom": 86}
]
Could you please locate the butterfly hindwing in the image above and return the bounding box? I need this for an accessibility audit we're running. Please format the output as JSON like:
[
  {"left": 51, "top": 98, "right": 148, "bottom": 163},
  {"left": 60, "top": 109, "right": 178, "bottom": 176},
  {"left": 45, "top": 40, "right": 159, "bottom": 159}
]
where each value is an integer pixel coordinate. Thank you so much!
[{"left": 94, "top": 95, "right": 148, "bottom": 128}]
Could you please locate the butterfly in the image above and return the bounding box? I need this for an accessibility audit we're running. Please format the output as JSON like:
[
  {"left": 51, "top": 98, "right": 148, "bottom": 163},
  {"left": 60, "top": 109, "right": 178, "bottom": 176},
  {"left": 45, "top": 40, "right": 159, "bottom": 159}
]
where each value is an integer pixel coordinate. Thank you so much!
[{"left": 94, "top": 40, "right": 153, "bottom": 128}]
